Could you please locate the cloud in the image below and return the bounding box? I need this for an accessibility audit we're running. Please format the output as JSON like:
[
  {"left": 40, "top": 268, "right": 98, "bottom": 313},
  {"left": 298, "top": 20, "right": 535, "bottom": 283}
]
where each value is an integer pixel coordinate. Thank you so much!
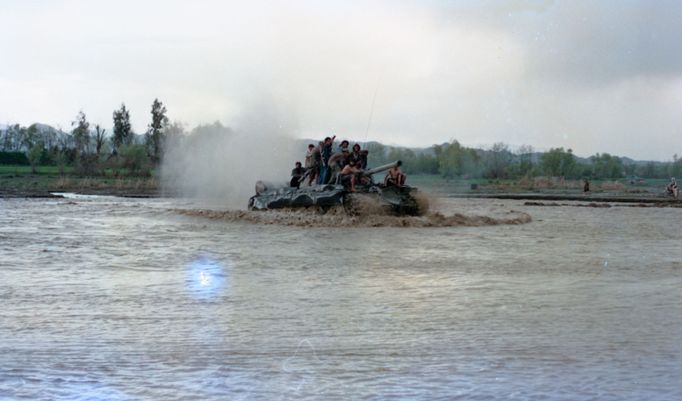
[
  {"left": 517, "top": 1, "right": 682, "bottom": 86},
  {"left": 1, "top": 0, "right": 681, "bottom": 160}
]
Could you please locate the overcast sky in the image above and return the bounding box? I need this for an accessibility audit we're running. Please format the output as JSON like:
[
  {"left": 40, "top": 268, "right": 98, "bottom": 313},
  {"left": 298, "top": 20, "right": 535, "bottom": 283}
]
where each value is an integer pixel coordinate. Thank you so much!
[{"left": 1, "top": 0, "right": 681, "bottom": 160}]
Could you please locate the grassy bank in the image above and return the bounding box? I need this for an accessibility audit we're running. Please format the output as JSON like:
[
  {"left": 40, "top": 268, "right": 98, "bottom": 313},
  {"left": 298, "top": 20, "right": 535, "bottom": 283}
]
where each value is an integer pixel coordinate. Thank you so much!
[
  {"left": 408, "top": 174, "right": 672, "bottom": 199},
  {"left": 1, "top": 164, "right": 674, "bottom": 201},
  {"left": 0, "top": 164, "right": 159, "bottom": 197}
]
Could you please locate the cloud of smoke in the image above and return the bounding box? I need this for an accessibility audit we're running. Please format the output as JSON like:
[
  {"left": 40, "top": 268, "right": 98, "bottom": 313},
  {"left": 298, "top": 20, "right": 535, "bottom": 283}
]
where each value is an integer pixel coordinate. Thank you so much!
[{"left": 160, "top": 102, "right": 302, "bottom": 209}]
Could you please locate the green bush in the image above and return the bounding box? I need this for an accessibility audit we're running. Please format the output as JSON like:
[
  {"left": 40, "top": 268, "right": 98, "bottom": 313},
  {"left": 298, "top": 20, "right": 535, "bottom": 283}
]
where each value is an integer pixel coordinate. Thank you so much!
[
  {"left": 75, "top": 154, "right": 102, "bottom": 176},
  {"left": 120, "top": 145, "right": 152, "bottom": 176},
  {"left": 0, "top": 151, "right": 30, "bottom": 165}
]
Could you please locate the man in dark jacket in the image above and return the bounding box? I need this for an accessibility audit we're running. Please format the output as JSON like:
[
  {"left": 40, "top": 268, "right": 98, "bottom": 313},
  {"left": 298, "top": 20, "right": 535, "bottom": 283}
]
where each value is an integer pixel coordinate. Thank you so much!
[
  {"left": 290, "top": 161, "right": 305, "bottom": 188},
  {"left": 318, "top": 135, "right": 336, "bottom": 184}
]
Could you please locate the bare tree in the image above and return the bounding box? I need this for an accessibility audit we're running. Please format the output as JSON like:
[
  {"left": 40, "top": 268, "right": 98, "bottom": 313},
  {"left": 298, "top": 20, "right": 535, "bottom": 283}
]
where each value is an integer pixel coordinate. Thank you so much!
[
  {"left": 112, "top": 103, "right": 132, "bottom": 148},
  {"left": 94, "top": 125, "right": 106, "bottom": 155},
  {"left": 516, "top": 144, "right": 534, "bottom": 176},
  {"left": 485, "top": 142, "right": 512, "bottom": 178},
  {"left": 71, "top": 110, "right": 90, "bottom": 155},
  {"left": 146, "top": 98, "right": 169, "bottom": 163}
]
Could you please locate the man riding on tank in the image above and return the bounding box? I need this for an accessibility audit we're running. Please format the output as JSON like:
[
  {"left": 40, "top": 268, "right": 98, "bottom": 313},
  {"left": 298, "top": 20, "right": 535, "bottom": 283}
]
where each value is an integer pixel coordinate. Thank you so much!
[{"left": 249, "top": 138, "right": 420, "bottom": 215}]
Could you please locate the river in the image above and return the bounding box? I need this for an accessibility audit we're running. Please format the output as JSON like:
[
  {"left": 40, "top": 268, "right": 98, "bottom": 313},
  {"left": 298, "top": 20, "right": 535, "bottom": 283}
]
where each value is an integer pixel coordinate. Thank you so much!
[{"left": 1, "top": 195, "right": 681, "bottom": 400}]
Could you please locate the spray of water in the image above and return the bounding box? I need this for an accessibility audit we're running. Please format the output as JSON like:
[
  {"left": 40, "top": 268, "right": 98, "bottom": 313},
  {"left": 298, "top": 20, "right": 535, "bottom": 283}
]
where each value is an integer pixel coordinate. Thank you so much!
[
  {"left": 161, "top": 104, "right": 303, "bottom": 209},
  {"left": 172, "top": 206, "right": 531, "bottom": 228}
]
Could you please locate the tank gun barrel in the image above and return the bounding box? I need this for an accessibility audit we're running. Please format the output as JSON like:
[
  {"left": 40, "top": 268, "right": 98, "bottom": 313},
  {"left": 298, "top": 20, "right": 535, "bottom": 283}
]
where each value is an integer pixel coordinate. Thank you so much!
[{"left": 364, "top": 160, "right": 402, "bottom": 176}]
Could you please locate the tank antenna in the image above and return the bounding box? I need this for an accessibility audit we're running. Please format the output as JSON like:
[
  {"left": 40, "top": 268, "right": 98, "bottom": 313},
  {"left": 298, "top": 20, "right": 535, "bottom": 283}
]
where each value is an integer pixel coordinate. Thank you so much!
[{"left": 364, "top": 75, "right": 382, "bottom": 142}]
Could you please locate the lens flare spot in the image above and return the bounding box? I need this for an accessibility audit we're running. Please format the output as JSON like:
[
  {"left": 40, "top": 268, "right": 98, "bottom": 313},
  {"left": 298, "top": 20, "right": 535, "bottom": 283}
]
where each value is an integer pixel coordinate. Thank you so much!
[
  {"left": 186, "top": 257, "right": 228, "bottom": 299},
  {"left": 199, "top": 271, "right": 211, "bottom": 286}
]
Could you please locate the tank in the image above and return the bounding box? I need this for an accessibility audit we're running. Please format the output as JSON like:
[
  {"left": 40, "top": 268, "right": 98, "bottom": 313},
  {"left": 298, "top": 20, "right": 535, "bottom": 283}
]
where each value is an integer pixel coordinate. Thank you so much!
[{"left": 248, "top": 161, "right": 422, "bottom": 216}]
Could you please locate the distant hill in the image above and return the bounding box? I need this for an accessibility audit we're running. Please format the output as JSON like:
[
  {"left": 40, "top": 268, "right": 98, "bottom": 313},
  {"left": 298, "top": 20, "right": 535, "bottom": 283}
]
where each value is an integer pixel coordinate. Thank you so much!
[
  {"left": 0, "top": 122, "right": 150, "bottom": 152},
  {"left": 0, "top": 123, "right": 71, "bottom": 151}
]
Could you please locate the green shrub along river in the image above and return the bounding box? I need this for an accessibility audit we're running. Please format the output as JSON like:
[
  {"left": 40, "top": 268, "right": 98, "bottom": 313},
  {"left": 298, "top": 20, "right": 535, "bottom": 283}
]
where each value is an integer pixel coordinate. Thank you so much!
[{"left": 0, "top": 164, "right": 674, "bottom": 201}]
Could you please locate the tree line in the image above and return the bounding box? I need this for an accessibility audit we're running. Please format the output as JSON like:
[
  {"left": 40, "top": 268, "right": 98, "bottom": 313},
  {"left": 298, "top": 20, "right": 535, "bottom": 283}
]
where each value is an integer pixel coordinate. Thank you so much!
[
  {"left": 364, "top": 141, "right": 682, "bottom": 181},
  {"left": 0, "top": 99, "right": 168, "bottom": 175},
  {"left": 2, "top": 106, "right": 681, "bottom": 181}
]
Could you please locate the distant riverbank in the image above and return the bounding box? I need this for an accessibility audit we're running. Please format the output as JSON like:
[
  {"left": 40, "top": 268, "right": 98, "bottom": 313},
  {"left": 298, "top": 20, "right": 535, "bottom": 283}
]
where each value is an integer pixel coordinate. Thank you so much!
[
  {"left": 1, "top": 166, "right": 679, "bottom": 204},
  {"left": 0, "top": 165, "right": 158, "bottom": 198},
  {"left": 408, "top": 175, "right": 679, "bottom": 204}
]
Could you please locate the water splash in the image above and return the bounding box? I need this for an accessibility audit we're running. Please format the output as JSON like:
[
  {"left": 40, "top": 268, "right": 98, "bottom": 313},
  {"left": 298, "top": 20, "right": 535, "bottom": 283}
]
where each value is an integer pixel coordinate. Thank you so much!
[{"left": 173, "top": 207, "right": 532, "bottom": 228}]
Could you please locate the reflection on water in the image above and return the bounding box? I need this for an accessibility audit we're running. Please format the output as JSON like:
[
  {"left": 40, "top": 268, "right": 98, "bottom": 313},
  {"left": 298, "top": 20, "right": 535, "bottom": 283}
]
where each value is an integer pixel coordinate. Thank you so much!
[{"left": 1, "top": 196, "right": 682, "bottom": 400}]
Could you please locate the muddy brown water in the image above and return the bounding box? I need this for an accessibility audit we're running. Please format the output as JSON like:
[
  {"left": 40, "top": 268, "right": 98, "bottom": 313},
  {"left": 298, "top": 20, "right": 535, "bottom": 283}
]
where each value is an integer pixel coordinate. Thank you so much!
[{"left": 1, "top": 195, "right": 681, "bottom": 400}]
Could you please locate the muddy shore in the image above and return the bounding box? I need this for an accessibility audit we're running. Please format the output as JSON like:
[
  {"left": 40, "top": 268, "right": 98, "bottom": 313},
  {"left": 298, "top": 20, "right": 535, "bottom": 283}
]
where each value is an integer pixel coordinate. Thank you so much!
[
  {"left": 2, "top": 174, "right": 680, "bottom": 204},
  {"left": 0, "top": 174, "right": 160, "bottom": 198},
  {"left": 450, "top": 192, "right": 681, "bottom": 205},
  {"left": 0, "top": 188, "right": 160, "bottom": 198},
  {"left": 3, "top": 187, "right": 680, "bottom": 207}
]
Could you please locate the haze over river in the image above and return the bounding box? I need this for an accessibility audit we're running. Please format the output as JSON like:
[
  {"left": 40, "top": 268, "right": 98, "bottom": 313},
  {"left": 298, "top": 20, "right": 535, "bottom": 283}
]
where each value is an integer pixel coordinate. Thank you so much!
[{"left": 1, "top": 196, "right": 681, "bottom": 400}]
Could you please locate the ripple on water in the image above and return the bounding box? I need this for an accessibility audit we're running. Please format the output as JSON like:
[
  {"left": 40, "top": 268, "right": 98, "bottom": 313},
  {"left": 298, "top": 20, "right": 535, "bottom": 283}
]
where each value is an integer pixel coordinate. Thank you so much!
[{"left": 1, "top": 197, "right": 682, "bottom": 400}]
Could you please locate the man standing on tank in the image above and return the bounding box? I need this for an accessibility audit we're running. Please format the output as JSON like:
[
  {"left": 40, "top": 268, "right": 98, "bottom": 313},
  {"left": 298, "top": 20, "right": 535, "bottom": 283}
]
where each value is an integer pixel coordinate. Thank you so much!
[
  {"left": 318, "top": 135, "right": 336, "bottom": 184},
  {"left": 304, "top": 143, "right": 319, "bottom": 186}
]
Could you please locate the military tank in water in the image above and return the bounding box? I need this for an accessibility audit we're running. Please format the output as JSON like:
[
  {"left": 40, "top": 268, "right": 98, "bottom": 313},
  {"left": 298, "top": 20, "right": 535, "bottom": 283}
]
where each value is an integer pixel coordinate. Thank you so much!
[{"left": 248, "top": 161, "right": 422, "bottom": 216}]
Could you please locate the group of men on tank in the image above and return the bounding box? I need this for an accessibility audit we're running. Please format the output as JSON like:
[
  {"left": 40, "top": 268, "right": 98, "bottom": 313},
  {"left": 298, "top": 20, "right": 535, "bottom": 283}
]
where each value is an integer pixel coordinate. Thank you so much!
[{"left": 289, "top": 135, "right": 405, "bottom": 192}]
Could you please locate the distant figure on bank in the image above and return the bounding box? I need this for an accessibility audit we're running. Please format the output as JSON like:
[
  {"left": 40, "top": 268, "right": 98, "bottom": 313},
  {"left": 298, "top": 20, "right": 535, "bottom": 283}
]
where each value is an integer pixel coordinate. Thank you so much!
[
  {"left": 583, "top": 179, "right": 590, "bottom": 193},
  {"left": 384, "top": 163, "right": 406, "bottom": 187},
  {"left": 339, "top": 160, "right": 363, "bottom": 192},
  {"left": 290, "top": 161, "right": 305, "bottom": 188},
  {"left": 666, "top": 177, "right": 678, "bottom": 198}
]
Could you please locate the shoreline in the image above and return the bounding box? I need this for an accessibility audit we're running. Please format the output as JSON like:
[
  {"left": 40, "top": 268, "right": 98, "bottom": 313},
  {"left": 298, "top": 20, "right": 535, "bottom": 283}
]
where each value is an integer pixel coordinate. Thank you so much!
[
  {"left": 3, "top": 188, "right": 679, "bottom": 205},
  {"left": 0, "top": 173, "right": 160, "bottom": 199},
  {"left": 2, "top": 172, "right": 679, "bottom": 204},
  {"left": 448, "top": 192, "right": 681, "bottom": 205},
  {"left": 0, "top": 190, "right": 160, "bottom": 199}
]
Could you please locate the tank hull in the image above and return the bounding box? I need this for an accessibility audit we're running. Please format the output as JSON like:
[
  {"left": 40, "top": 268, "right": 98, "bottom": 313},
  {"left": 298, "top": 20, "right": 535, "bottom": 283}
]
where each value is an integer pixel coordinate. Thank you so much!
[
  {"left": 248, "top": 183, "right": 421, "bottom": 216},
  {"left": 248, "top": 184, "right": 345, "bottom": 210}
]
